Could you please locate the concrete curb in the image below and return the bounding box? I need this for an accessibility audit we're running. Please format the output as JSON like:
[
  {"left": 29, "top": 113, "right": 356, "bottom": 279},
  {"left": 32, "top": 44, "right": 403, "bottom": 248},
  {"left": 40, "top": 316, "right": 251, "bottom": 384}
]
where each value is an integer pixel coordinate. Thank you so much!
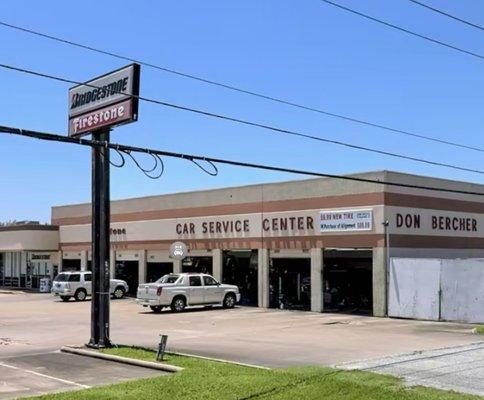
[
  {"left": 61, "top": 346, "right": 183, "bottom": 373},
  {"left": 166, "top": 350, "right": 271, "bottom": 370}
]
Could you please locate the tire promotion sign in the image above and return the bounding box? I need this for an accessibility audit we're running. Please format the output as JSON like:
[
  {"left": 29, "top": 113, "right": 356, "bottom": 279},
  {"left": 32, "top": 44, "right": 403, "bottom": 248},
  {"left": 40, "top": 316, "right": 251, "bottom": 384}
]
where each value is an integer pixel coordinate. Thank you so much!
[
  {"left": 320, "top": 209, "right": 373, "bottom": 232},
  {"left": 68, "top": 64, "right": 140, "bottom": 137}
]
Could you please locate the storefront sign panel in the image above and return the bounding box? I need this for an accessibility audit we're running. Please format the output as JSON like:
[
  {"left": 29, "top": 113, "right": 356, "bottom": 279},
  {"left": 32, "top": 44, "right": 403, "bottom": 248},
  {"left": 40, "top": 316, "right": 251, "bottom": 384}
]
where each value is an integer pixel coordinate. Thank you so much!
[
  {"left": 320, "top": 209, "right": 373, "bottom": 232},
  {"left": 387, "top": 206, "right": 484, "bottom": 237},
  {"left": 59, "top": 207, "right": 384, "bottom": 244},
  {"left": 68, "top": 64, "right": 140, "bottom": 137},
  {"left": 69, "top": 99, "right": 133, "bottom": 136}
]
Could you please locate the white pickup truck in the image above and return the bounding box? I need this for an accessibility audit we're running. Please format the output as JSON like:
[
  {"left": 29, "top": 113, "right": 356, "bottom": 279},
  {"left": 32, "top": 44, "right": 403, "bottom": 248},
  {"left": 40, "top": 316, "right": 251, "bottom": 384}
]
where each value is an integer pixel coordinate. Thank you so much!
[{"left": 136, "top": 273, "right": 241, "bottom": 313}]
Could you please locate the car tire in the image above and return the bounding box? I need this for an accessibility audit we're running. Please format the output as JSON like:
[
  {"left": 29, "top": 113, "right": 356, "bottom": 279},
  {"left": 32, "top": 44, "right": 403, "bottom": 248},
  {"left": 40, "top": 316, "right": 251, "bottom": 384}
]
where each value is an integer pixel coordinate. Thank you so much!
[
  {"left": 60, "top": 296, "right": 70, "bottom": 302},
  {"left": 223, "top": 293, "right": 236, "bottom": 309},
  {"left": 150, "top": 306, "right": 163, "bottom": 313},
  {"left": 170, "top": 296, "right": 186, "bottom": 313},
  {"left": 113, "top": 286, "right": 125, "bottom": 299},
  {"left": 74, "top": 289, "right": 87, "bottom": 302}
]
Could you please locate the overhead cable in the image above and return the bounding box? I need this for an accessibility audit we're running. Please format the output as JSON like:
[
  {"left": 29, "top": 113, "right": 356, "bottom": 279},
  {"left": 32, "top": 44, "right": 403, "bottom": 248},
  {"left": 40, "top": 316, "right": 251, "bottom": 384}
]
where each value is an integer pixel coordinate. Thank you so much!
[
  {"left": 1, "top": 124, "right": 484, "bottom": 197},
  {"left": 320, "top": 0, "right": 484, "bottom": 60},
  {"left": 0, "top": 62, "right": 483, "bottom": 176},
  {"left": 0, "top": 19, "right": 482, "bottom": 153},
  {"left": 408, "top": 0, "right": 484, "bottom": 32}
]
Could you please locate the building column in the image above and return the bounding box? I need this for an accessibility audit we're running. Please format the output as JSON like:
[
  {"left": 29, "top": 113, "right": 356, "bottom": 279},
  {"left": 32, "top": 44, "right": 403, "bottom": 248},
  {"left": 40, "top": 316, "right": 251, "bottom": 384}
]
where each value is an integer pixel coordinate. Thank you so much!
[
  {"left": 173, "top": 259, "right": 182, "bottom": 274},
  {"left": 138, "top": 250, "right": 147, "bottom": 284},
  {"left": 372, "top": 247, "right": 387, "bottom": 317},
  {"left": 310, "top": 248, "right": 324, "bottom": 313},
  {"left": 110, "top": 249, "right": 116, "bottom": 278},
  {"left": 258, "top": 248, "right": 270, "bottom": 308},
  {"left": 212, "top": 249, "right": 223, "bottom": 282},
  {"left": 80, "top": 251, "right": 88, "bottom": 271},
  {"left": 58, "top": 251, "right": 63, "bottom": 272}
]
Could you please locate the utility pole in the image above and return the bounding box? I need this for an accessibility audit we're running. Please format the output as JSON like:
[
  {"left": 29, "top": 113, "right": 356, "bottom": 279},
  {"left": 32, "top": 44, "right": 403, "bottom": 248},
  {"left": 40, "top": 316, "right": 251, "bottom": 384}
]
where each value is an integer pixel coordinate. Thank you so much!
[{"left": 88, "top": 128, "right": 111, "bottom": 348}]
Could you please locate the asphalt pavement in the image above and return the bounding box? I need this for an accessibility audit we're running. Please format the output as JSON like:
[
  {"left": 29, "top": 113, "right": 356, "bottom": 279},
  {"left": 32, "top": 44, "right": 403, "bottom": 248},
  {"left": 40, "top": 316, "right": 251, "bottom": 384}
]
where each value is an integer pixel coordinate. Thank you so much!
[
  {"left": 1, "top": 291, "right": 483, "bottom": 397},
  {"left": 0, "top": 351, "right": 165, "bottom": 399}
]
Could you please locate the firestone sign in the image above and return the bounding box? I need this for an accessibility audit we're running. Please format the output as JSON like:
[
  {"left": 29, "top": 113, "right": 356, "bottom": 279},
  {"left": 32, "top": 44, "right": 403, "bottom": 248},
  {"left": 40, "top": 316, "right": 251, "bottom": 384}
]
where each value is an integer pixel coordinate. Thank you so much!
[{"left": 68, "top": 64, "right": 140, "bottom": 137}]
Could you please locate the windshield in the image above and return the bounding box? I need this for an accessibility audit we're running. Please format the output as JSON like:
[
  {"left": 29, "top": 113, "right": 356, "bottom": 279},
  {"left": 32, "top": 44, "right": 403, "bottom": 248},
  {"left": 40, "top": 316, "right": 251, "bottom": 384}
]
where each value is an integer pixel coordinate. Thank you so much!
[
  {"left": 156, "top": 274, "right": 180, "bottom": 284},
  {"left": 54, "top": 273, "right": 80, "bottom": 282},
  {"left": 54, "top": 273, "right": 69, "bottom": 282}
]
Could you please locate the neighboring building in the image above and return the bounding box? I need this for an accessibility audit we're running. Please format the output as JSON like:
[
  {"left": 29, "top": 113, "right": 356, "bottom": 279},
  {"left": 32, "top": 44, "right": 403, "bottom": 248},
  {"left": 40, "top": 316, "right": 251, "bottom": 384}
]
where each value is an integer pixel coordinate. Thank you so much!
[
  {"left": 2, "top": 170, "right": 484, "bottom": 322},
  {"left": 0, "top": 222, "right": 59, "bottom": 289}
]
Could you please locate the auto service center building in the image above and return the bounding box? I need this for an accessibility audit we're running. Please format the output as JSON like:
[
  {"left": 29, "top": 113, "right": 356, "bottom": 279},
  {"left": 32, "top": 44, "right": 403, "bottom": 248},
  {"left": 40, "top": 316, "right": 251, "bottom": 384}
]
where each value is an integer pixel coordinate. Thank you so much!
[{"left": 2, "top": 170, "right": 484, "bottom": 322}]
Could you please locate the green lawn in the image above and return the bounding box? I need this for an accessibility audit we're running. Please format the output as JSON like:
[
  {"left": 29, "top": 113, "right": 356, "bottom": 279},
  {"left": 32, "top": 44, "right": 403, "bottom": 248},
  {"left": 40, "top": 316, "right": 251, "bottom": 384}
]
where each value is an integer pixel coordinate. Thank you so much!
[
  {"left": 31, "top": 347, "right": 481, "bottom": 400},
  {"left": 476, "top": 326, "right": 484, "bottom": 335}
]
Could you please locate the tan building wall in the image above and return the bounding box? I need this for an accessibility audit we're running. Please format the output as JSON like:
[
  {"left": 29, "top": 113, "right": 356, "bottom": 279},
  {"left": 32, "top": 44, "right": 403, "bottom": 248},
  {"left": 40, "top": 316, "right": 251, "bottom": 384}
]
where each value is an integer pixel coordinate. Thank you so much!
[
  {"left": 50, "top": 171, "right": 484, "bottom": 316},
  {"left": 0, "top": 226, "right": 59, "bottom": 252}
]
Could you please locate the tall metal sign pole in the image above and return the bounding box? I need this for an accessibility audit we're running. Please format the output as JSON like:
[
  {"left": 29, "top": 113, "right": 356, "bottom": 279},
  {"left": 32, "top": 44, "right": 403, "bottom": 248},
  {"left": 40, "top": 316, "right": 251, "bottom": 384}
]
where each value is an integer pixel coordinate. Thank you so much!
[
  {"left": 90, "top": 128, "right": 111, "bottom": 347},
  {"left": 68, "top": 64, "right": 140, "bottom": 348}
]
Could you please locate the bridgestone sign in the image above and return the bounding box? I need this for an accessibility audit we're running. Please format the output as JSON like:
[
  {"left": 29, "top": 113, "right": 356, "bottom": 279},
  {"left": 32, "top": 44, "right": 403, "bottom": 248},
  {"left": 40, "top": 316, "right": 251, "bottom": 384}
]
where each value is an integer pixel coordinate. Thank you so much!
[{"left": 68, "top": 64, "right": 140, "bottom": 137}]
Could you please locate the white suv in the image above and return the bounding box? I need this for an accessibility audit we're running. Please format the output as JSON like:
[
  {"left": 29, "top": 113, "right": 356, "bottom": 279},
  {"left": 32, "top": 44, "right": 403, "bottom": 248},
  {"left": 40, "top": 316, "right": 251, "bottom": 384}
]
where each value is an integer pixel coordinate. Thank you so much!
[
  {"left": 51, "top": 271, "right": 129, "bottom": 302},
  {"left": 136, "top": 273, "right": 241, "bottom": 313}
]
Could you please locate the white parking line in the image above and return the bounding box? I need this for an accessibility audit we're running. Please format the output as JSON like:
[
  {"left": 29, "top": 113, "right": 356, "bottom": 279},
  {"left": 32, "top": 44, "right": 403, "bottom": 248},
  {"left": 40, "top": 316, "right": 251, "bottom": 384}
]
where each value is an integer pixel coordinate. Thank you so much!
[
  {"left": 0, "top": 362, "right": 90, "bottom": 389},
  {"left": 0, "top": 350, "right": 59, "bottom": 361}
]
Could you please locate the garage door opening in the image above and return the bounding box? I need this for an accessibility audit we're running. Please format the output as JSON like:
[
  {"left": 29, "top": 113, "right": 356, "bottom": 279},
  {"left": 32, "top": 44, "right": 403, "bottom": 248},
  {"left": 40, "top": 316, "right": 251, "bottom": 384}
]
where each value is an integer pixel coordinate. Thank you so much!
[
  {"left": 115, "top": 261, "right": 139, "bottom": 296},
  {"left": 61, "top": 259, "right": 81, "bottom": 272},
  {"left": 269, "top": 258, "right": 310, "bottom": 311},
  {"left": 146, "top": 262, "right": 173, "bottom": 283},
  {"left": 323, "top": 250, "right": 372, "bottom": 315},
  {"left": 223, "top": 250, "right": 258, "bottom": 306},
  {"left": 182, "top": 256, "right": 213, "bottom": 274}
]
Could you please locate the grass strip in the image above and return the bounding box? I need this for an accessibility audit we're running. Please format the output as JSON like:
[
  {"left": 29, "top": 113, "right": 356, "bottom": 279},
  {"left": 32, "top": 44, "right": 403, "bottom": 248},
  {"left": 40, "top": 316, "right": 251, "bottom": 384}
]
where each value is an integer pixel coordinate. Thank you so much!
[{"left": 29, "top": 346, "right": 483, "bottom": 400}]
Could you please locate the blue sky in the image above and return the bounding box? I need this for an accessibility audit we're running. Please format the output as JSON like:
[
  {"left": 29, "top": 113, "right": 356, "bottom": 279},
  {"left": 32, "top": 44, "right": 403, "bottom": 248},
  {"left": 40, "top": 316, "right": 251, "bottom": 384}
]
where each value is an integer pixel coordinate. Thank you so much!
[{"left": 1, "top": 0, "right": 483, "bottom": 223}]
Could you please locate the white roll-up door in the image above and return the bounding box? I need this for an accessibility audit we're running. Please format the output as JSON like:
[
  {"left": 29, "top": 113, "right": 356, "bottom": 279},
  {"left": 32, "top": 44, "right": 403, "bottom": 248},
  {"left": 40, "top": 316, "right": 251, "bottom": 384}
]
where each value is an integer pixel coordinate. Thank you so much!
[
  {"left": 441, "top": 259, "right": 484, "bottom": 323},
  {"left": 388, "top": 258, "right": 441, "bottom": 321}
]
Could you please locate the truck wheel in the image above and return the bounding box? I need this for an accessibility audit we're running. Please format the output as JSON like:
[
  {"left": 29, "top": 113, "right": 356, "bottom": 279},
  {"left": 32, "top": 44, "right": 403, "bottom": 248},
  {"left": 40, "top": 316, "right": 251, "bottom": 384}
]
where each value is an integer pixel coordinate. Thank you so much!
[
  {"left": 74, "top": 289, "right": 87, "bottom": 302},
  {"left": 223, "top": 293, "right": 236, "bottom": 309},
  {"left": 60, "top": 296, "right": 70, "bottom": 302},
  {"left": 113, "top": 286, "right": 125, "bottom": 299},
  {"left": 170, "top": 296, "right": 186, "bottom": 312},
  {"left": 150, "top": 306, "right": 163, "bottom": 313}
]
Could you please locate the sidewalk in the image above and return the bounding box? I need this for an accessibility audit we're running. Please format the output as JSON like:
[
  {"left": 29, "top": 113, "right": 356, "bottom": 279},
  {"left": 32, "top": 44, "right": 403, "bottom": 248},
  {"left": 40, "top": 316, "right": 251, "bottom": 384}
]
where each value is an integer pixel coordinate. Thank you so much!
[{"left": 0, "top": 287, "right": 37, "bottom": 294}]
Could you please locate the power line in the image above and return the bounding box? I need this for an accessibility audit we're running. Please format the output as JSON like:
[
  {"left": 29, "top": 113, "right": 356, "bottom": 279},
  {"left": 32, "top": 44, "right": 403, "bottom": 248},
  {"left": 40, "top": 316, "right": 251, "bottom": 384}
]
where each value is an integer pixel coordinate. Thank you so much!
[
  {"left": 0, "top": 20, "right": 482, "bottom": 154},
  {"left": 1, "top": 124, "right": 484, "bottom": 197},
  {"left": 408, "top": 0, "right": 484, "bottom": 32},
  {"left": 0, "top": 64, "right": 484, "bottom": 175},
  {"left": 320, "top": 0, "right": 484, "bottom": 60},
  {"left": 1, "top": 62, "right": 484, "bottom": 176}
]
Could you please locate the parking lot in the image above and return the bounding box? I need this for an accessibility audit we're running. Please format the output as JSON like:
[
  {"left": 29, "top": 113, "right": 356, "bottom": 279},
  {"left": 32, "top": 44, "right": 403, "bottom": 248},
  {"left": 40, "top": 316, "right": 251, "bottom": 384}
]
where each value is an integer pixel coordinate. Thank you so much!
[
  {"left": 1, "top": 291, "right": 483, "bottom": 397},
  {"left": 0, "top": 351, "right": 164, "bottom": 399}
]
